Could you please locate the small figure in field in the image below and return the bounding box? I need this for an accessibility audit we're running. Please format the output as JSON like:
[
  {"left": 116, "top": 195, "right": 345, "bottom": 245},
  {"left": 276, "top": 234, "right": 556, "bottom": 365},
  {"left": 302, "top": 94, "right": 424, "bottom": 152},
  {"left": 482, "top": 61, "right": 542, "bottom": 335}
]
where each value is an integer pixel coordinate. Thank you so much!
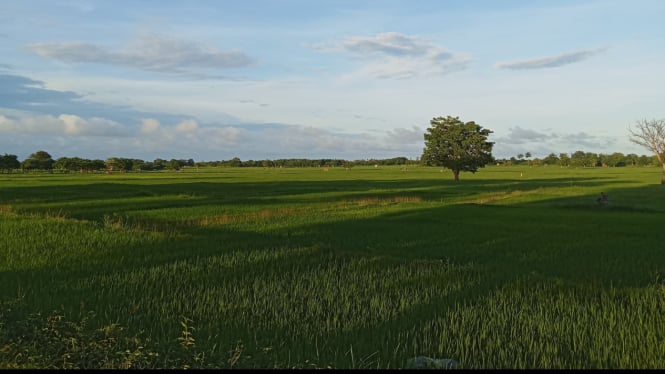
[{"left": 596, "top": 192, "right": 609, "bottom": 206}]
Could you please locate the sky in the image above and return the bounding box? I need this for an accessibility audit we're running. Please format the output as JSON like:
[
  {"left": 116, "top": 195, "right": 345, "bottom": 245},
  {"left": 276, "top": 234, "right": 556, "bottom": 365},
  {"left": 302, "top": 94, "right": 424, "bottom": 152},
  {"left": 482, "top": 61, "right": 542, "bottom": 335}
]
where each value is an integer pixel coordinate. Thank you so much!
[{"left": 1, "top": 0, "right": 664, "bottom": 162}]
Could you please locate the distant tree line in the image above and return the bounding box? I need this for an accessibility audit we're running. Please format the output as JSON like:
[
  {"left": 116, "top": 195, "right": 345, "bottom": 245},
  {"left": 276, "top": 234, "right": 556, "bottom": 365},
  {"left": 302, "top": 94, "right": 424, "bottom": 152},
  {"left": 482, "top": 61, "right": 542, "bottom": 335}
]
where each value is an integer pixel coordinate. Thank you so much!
[
  {"left": 195, "top": 156, "right": 413, "bottom": 168},
  {"left": 0, "top": 151, "right": 196, "bottom": 173},
  {"left": 417, "top": 115, "right": 663, "bottom": 182},
  {"left": 497, "top": 151, "right": 660, "bottom": 168},
  {"left": 0, "top": 150, "right": 659, "bottom": 174},
  {"left": 0, "top": 152, "right": 416, "bottom": 173}
]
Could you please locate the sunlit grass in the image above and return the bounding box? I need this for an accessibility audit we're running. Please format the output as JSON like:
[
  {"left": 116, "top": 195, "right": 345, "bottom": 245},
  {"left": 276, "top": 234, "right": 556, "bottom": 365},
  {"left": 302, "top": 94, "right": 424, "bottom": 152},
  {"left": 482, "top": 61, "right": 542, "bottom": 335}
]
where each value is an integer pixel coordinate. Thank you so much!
[{"left": 0, "top": 165, "right": 663, "bottom": 368}]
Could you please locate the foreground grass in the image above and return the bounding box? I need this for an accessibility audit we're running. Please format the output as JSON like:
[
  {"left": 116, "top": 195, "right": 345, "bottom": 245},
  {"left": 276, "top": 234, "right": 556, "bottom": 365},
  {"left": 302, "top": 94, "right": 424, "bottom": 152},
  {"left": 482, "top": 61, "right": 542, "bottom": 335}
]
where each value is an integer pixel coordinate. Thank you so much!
[{"left": 1, "top": 165, "right": 663, "bottom": 368}]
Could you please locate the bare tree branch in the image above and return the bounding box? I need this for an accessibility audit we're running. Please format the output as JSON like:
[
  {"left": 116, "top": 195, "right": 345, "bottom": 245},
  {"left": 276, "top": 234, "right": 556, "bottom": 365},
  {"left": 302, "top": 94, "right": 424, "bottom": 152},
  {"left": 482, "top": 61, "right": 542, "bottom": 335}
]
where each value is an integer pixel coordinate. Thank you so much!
[
  {"left": 629, "top": 119, "right": 665, "bottom": 159},
  {"left": 629, "top": 118, "right": 665, "bottom": 184}
]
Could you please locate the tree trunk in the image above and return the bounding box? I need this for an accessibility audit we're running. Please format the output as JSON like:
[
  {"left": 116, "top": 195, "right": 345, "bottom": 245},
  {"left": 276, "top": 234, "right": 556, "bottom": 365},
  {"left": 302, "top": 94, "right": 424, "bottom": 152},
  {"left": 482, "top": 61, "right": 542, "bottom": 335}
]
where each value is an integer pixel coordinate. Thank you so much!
[{"left": 453, "top": 169, "right": 460, "bottom": 182}]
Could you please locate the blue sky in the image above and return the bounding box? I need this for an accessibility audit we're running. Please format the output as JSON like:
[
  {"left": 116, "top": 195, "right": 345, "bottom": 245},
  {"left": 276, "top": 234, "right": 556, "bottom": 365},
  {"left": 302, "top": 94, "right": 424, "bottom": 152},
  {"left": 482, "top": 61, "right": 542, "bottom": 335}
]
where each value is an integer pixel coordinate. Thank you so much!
[{"left": 1, "top": 0, "right": 663, "bottom": 162}]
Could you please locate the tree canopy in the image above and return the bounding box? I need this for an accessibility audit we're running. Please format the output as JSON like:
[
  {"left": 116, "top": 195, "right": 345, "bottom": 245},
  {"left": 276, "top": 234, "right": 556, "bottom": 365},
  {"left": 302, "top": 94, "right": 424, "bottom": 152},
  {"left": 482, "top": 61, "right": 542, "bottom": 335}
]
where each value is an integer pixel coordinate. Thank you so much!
[
  {"left": 0, "top": 153, "right": 20, "bottom": 172},
  {"left": 421, "top": 116, "right": 494, "bottom": 181},
  {"left": 22, "top": 150, "right": 54, "bottom": 170}
]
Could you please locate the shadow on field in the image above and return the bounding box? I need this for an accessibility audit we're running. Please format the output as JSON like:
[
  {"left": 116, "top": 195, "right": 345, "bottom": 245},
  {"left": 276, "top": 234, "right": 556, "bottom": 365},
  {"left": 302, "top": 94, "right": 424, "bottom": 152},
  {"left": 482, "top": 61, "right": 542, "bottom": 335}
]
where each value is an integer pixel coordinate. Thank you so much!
[
  {"left": 1, "top": 174, "right": 663, "bottom": 361},
  {"left": 0, "top": 175, "right": 628, "bottom": 217},
  {"left": 1, "top": 175, "right": 661, "bottom": 292}
]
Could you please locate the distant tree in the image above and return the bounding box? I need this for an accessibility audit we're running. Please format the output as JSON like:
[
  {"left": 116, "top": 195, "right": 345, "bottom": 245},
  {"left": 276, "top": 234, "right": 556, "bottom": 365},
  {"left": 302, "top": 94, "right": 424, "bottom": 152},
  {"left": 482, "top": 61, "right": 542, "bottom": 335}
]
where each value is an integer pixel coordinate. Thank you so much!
[
  {"left": 22, "top": 150, "right": 54, "bottom": 170},
  {"left": 167, "top": 159, "right": 181, "bottom": 170},
  {"left": 153, "top": 158, "right": 167, "bottom": 169},
  {"left": 229, "top": 157, "right": 242, "bottom": 167},
  {"left": 0, "top": 153, "right": 20, "bottom": 172},
  {"left": 629, "top": 118, "right": 665, "bottom": 184},
  {"left": 558, "top": 153, "right": 570, "bottom": 167},
  {"left": 89, "top": 159, "right": 106, "bottom": 171},
  {"left": 421, "top": 116, "right": 494, "bottom": 182},
  {"left": 603, "top": 152, "right": 626, "bottom": 167},
  {"left": 625, "top": 153, "right": 639, "bottom": 166},
  {"left": 638, "top": 155, "right": 652, "bottom": 166},
  {"left": 105, "top": 157, "right": 119, "bottom": 172},
  {"left": 105, "top": 157, "right": 133, "bottom": 172},
  {"left": 131, "top": 159, "right": 145, "bottom": 171},
  {"left": 585, "top": 152, "right": 600, "bottom": 167},
  {"left": 54, "top": 157, "right": 85, "bottom": 172},
  {"left": 543, "top": 153, "right": 559, "bottom": 166},
  {"left": 570, "top": 151, "right": 588, "bottom": 167},
  {"left": 524, "top": 152, "right": 533, "bottom": 166}
]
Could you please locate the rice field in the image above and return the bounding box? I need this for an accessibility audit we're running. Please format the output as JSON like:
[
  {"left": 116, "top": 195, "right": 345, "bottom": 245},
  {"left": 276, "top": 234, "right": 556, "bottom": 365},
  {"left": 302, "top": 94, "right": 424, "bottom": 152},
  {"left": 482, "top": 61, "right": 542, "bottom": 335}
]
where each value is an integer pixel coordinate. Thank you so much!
[{"left": 0, "top": 165, "right": 663, "bottom": 369}]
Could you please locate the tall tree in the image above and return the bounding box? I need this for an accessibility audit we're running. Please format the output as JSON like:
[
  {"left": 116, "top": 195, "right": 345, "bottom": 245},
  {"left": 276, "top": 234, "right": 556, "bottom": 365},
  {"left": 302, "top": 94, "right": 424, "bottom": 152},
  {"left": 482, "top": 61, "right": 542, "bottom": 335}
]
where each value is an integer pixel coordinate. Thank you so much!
[
  {"left": 629, "top": 118, "right": 665, "bottom": 184},
  {"left": 22, "top": 150, "right": 54, "bottom": 170},
  {"left": 559, "top": 153, "right": 570, "bottom": 167},
  {"left": 543, "top": 152, "right": 559, "bottom": 166},
  {"left": 421, "top": 116, "right": 494, "bottom": 182}
]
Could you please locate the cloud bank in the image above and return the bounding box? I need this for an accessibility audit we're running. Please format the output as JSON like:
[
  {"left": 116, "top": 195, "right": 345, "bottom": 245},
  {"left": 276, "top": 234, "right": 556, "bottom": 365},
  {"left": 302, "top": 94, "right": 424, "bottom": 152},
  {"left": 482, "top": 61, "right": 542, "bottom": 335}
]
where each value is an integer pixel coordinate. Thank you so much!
[
  {"left": 0, "top": 113, "right": 130, "bottom": 137},
  {"left": 494, "top": 126, "right": 617, "bottom": 158},
  {"left": 0, "top": 72, "right": 234, "bottom": 125},
  {"left": 0, "top": 72, "right": 425, "bottom": 160},
  {"left": 0, "top": 111, "right": 425, "bottom": 161}
]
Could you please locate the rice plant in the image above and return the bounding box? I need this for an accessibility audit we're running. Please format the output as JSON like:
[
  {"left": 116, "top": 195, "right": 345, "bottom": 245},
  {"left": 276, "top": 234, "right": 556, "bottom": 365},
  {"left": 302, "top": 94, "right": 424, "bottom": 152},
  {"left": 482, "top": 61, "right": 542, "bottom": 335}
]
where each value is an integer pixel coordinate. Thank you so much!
[{"left": 0, "top": 165, "right": 663, "bottom": 368}]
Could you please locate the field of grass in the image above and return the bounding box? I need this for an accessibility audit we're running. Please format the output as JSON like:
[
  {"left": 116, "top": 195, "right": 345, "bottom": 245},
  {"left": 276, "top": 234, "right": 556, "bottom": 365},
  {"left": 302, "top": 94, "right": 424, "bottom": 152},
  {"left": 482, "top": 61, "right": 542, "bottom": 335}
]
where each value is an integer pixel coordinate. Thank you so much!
[{"left": 1, "top": 165, "right": 663, "bottom": 369}]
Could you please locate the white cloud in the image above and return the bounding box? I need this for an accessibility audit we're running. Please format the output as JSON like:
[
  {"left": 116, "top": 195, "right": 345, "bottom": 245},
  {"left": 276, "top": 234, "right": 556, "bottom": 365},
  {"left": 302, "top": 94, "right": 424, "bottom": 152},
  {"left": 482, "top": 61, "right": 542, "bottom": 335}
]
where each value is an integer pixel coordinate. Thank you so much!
[
  {"left": 27, "top": 33, "right": 253, "bottom": 75},
  {"left": 0, "top": 115, "right": 15, "bottom": 131},
  {"left": 313, "top": 32, "right": 470, "bottom": 79},
  {"left": 496, "top": 47, "right": 608, "bottom": 70},
  {"left": 200, "top": 126, "right": 241, "bottom": 146},
  {"left": 60, "top": 114, "right": 84, "bottom": 135},
  {"left": 131, "top": 118, "right": 241, "bottom": 154},
  {"left": 338, "top": 32, "right": 433, "bottom": 57},
  {"left": 176, "top": 119, "right": 198, "bottom": 133},
  {"left": 141, "top": 118, "right": 160, "bottom": 134}
]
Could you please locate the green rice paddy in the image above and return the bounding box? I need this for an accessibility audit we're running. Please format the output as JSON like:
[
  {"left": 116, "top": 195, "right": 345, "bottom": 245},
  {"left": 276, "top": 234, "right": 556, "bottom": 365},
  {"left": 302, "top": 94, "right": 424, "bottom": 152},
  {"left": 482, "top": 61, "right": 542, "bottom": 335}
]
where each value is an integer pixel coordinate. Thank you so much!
[{"left": 0, "top": 165, "right": 663, "bottom": 368}]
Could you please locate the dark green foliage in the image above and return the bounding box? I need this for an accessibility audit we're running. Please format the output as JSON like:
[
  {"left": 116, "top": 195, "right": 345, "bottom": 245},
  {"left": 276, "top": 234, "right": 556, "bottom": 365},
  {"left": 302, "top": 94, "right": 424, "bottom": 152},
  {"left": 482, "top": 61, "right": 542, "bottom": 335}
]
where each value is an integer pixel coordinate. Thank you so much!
[
  {"left": 21, "top": 150, "right": 54, "bottom": 170},
  {"left": 0, "top": 154, "right": 20, "bottom": 172},
  {"left": 54, "top": 157, "right": 106, "bottom": 172},
  {"left": 0, "top": 297, "right": 256, "bottom": 369},
  {"left": 422, "top": 116, "right": 494, "bottom": 181},
  {"left": 0, "top": 297, "right": 160, "bottom": 369}
]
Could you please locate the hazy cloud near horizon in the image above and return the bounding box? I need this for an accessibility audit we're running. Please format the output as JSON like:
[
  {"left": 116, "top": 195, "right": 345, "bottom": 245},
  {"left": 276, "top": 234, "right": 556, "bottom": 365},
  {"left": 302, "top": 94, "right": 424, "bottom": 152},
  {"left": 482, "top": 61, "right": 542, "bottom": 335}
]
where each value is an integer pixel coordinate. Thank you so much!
[
  {"left": 0, "top": 79, "right": 427, "bottom": 161},
  {"left": 494, "top": 126, "right": 619, "bottom": 158},
  {"left": 0, "top": 72, "right": 220, "bottom": 125}
]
